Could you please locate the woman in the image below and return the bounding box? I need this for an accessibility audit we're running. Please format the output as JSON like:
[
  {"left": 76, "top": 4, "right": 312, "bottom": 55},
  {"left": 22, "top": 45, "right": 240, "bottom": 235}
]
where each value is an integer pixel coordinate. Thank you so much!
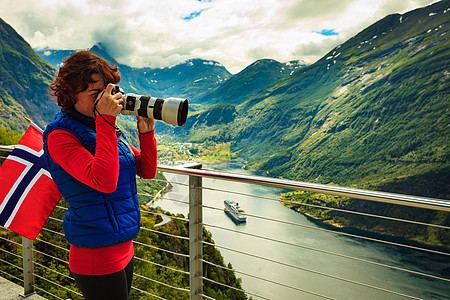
[{"left": 43, "top": 50, "right": 157, "bottom": 300}]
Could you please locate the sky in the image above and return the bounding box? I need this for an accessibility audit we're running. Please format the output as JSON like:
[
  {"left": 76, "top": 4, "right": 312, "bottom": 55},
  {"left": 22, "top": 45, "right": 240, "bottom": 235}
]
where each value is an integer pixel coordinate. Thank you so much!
[{"left": 0, "top": 0, "right": 439, "bottom": 73}]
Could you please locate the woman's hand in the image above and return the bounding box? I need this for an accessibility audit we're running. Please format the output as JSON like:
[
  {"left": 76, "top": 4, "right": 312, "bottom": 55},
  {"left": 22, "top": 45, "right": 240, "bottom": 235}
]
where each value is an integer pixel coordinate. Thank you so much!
[
  {"left": 137, "top": 116, "right": 155, "bottom": 134},
  {"left": 95, "top": 84, "right": 123, "bottom": 117}
]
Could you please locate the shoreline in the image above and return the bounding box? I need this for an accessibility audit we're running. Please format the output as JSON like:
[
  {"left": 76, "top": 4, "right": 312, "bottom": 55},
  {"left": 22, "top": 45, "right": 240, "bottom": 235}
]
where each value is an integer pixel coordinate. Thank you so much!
[
  {"left": 280, "top": 199, "right": 450, "bottom": 251},
  {"left": 301, "top": 210, "right": 344, "bottom": 228}
]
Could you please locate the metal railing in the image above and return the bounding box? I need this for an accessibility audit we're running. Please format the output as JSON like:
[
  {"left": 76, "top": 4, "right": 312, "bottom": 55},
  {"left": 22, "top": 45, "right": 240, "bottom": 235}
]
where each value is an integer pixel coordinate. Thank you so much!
[{"left": 1, "top": 146, "right": 449, "bottom": 299}]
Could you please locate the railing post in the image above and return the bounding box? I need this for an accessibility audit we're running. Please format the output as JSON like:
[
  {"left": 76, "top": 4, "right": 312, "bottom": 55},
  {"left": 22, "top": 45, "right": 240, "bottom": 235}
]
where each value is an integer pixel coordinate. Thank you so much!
[
  {"left": 21, "top": 237, "right": 35, "bottom": 298},
  {"left": 188, "top": 163, "right": 203, "bottom": 299}
]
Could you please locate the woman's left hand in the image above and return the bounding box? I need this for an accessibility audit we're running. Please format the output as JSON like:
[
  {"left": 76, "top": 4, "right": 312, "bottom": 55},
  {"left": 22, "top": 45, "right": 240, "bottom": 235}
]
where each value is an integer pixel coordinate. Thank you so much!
[{"left": 137, "top": 116, "right": 155, "bottom": 134}]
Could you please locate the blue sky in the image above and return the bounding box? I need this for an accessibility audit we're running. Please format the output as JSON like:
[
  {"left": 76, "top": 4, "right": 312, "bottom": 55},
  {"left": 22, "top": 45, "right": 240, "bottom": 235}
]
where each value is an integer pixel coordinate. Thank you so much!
[
  {"left": 184, "top": 9, "right": 208, "bottom": 20},
  {"left": 314, "top": 29, "right": 339, "bottom": 36},
  {"left": 0, "top": 0, "right": 438, "bottom": 73}
]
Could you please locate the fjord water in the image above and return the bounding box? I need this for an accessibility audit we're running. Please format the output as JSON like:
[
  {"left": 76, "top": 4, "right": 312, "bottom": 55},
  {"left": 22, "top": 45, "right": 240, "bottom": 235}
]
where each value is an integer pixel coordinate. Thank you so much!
[{"left": 156, "top": 161, "right": 449, "bottom": 299}]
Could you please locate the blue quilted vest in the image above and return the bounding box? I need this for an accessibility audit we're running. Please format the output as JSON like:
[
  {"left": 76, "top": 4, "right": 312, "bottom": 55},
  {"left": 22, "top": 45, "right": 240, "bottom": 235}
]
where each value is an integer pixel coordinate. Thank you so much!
[{"left": 43, "top": 110, "right": 140, "bottom": 248}]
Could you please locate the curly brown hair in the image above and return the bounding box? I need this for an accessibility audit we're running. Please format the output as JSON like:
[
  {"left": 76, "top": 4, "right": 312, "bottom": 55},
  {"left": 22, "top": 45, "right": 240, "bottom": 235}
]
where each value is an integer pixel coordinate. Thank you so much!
[{"left": 49, "top": 50, "right": 121, "bottom": 112}]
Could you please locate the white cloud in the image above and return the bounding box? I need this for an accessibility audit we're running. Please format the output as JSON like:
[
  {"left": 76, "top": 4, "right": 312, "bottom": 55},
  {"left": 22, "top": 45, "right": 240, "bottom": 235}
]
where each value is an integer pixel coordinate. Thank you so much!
[{"left": 0, "top": 0, "right": 438, "bottom": 73}]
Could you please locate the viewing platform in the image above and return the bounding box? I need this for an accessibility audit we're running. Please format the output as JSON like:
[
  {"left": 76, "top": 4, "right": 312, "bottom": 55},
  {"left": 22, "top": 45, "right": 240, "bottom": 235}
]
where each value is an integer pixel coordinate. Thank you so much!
[{"left": 0, "top": 277, "right": 45, "bottom": 300}]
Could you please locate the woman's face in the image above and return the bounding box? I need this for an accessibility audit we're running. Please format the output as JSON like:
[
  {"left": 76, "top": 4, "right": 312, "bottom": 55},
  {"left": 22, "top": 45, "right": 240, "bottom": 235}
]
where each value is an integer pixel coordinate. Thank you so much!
[{"left": 74, "top": 73, "right": 105, "bottom": 119}]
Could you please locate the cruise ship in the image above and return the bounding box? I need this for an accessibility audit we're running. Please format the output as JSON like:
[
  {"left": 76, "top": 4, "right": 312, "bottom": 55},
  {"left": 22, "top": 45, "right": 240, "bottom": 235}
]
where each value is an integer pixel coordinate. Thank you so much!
[{"left": 224, "top": 199, "right": 247, "bottom": 223}]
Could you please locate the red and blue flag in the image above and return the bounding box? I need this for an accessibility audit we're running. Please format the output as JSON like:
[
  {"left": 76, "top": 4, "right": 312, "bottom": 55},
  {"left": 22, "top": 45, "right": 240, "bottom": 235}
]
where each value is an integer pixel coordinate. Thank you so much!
[{"left": 0, "top": 123, "right": 61, "bottom": 240}]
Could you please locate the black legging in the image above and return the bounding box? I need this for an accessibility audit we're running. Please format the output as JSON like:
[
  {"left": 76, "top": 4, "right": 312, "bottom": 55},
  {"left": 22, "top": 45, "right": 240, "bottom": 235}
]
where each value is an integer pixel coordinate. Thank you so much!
[{"left": 72, "top": 257, "right": 134, "bottom": 300}]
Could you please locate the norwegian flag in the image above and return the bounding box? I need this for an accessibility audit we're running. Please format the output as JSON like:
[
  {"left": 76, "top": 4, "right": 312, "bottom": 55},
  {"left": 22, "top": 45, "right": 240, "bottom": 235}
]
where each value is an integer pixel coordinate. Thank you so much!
[{"left": 0, "top": 123, "right": 61, "bottom": 240}]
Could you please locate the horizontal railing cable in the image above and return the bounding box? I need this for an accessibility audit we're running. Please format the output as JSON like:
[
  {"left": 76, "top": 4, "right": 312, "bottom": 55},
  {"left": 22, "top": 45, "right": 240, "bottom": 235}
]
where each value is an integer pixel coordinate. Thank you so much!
[
  {"left": 40, "top": 227, "right": 66, "bottom": 238},
  {"left": 133, "top": 240, "right": 189, "bottom": 258},
  {"left": 132, "top": 285, "right": 167, "bottom": 300},
  {"left": 201, "top": 241, "right": 421, "bottom": 300},
  {"left": 134, "top": 272, "right": 190, "bottom": 293},
  {"left": 34, "top": 238, "right": 69, "bottom": 253},
  {"left": 198, "top": 292, "right": 215, "bottom": 300},
  {"left": 158, "top": 195, "right": 190, "bottom": 205},
  {"left": 55, "top": 205, "right": 68, "bottom": 211},
  {"left": 0, "top": 145, "right": 15, "bottom": 151},
  {"left": 0, "top": 248, "right": 23, "bottom": 260},
  {"left": 165, "top": 180, "right": 189, "bottom": 187},
  {"left": 200, "top": 258, "right": 334, "bottom": 300},
  {"left": 47, "top": 216, "right": 64, "bottom": 223},
  {"left": 156, "top": 195, "right": 189, "bottom": 205},
  {"left": 33, "top": 248, "right": 68, "bottom": 266},
  {"left": 199, "top": 275, "right": 271, "bottom": 300},
  {"left": 137, "top": 192, "right": 158, "bottom": 199},
  {"left": 34, "top": 273, "right": 83, "bottom": 297},
  {"left": 140, "top": 226, "right": 189, "bottom": 241},
  {"left": 0, "top": 258, "right": 22, "bottom": 271},
  {"left": 137, "top": 177, "right": 168, "bottom": 185},
  {"left": 134, "top": 256, "right": 190, "bottom": 275},
  {"left": 33, "top": 261, "right": 73, "bottom": 282},
  {"left": 141, "top": 191, "right": 190, "bottom": 206},
  {"left": 201, "top": 184, "right": 450, "bottom": 230},
  {"left": 199, "top": 277, "right": 249, "bottom": 299},
  {"left": 140, "top": 209, "right": 189, "bottom": 223},
  {"left": 0, "top": 269, "right": 23, "bottom": 283},
  {"left": 0, "top": 235, "right": 22, "bottom": 247}
]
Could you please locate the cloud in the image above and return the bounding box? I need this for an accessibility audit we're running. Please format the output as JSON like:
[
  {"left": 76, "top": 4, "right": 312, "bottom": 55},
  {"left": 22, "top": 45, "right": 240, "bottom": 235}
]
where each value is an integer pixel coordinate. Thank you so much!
[
  {"left": 0, "top": 0, "right": 439, "bottom": 73},
  {"left": 292, "top": 34, "right": 347, "bottom": 63},
  {"left": 283, "top": 0, "right": 356, "bottom": 21}
]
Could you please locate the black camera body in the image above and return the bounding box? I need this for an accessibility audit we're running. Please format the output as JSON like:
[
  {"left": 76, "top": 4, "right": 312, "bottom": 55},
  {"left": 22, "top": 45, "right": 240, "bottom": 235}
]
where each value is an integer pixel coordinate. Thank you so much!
[{"left": 112, "top": 86, "right": 188, "bottom": 127}]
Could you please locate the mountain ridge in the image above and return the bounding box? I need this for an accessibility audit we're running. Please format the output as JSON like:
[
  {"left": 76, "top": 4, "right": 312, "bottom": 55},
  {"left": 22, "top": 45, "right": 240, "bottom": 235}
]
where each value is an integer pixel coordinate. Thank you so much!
[
  {"left": 36, "top": 45, "right": 307, "bottom": 108},
  {"left": 197, "top": 59, "right": 306, "bottom": 105},
  {"left": 0, "top": 18, "right": 59, "bottom": 131}
]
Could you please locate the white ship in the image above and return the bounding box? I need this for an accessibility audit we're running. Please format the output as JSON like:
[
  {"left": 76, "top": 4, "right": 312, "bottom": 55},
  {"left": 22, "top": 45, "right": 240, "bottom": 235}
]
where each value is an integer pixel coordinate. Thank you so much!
[{"left": 224, "top": 199, "right": 247, "bottom": 223}]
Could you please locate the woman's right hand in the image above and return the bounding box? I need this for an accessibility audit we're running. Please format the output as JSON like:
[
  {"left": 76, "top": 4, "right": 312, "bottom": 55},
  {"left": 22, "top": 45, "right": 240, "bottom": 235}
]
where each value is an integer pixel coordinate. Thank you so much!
[{"left": 95, "top": 84, "right": 124, "bottom": 117}]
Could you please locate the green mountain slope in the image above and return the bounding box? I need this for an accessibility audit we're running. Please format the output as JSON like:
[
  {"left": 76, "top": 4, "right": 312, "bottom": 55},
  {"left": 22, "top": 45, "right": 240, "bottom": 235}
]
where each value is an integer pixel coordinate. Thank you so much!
[
  {"left": 188, "top": 0, "right": 450, "bottom": 198},
  {"left": 198, "top": 59, "right": 306, "bottom": 105},
  {"left": 0, "top": 18, "right": 59, "bottom": 131}
]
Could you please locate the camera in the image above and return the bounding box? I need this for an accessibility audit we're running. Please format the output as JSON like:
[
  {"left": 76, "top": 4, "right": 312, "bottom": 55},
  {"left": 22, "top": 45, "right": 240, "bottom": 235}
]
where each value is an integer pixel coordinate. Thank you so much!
[{"left": 112, "top": 86, "right": 188, "bottom": 126}]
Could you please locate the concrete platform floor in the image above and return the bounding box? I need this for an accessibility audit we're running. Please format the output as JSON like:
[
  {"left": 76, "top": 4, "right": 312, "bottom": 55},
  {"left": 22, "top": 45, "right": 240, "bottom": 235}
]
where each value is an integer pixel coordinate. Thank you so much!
[{"left": 0, "top": 277, "right": 46, "bottom": 300}]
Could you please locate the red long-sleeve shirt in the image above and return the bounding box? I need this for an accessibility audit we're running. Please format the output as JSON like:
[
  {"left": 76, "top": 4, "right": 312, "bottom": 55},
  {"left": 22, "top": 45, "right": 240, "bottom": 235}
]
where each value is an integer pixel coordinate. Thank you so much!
[{"left": 46, "top": 114, "right": 157, "bottom": 275}]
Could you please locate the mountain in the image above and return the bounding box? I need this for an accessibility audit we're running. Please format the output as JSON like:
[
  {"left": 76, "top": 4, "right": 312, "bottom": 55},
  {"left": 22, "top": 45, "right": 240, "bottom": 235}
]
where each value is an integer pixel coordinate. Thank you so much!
[
  {"left": 36, "top": 44, "right": 232, "bottom": 105},
  {"left": 198, "top": 59, "right": 306, "bottom": 105},
  {"left": 183, "top": 0, "right": 450, "bottom": 198},
  {"left": 36, "top": 45, "right": 307, "bottom": 108},
  {"left": 0, "top": 18, "right": 59, "bottom": 131}
]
